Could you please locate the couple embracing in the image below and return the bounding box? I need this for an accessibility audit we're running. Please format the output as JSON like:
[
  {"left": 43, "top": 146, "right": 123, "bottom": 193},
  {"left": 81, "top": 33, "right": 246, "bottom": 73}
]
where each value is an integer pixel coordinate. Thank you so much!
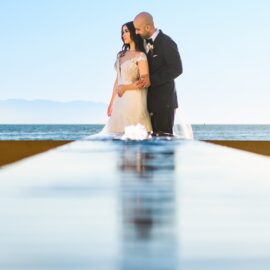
[{"left": 102, "top": 12, "right": 183, "bottom": 137}]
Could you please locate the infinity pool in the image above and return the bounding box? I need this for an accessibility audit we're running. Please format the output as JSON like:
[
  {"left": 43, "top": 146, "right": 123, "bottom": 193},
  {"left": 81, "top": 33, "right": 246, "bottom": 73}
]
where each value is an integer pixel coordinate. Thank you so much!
[{"left": 0, "top": 139, "right": 270, "bottom": 269}]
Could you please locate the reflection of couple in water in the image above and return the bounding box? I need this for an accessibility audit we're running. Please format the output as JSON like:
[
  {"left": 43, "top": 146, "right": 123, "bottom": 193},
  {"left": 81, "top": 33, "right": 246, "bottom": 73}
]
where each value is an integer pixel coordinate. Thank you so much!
[
  {"left": 118, "top": 142, "right": 177, "bottom": 268},
  {"left": 102, "top": 12, "right": 187, "bottom": 138}
]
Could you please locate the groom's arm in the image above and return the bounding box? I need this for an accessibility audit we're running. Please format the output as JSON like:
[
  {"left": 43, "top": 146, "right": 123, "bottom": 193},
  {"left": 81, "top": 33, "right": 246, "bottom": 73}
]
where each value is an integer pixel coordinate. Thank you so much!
[{"left": 150, "top": 38, "right": 183, "bottom": 87}]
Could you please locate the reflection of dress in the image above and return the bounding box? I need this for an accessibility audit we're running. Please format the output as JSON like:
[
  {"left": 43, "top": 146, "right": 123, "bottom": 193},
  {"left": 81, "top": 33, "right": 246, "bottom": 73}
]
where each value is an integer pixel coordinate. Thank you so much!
[{"left": 102, "top": 52, "right": 152, "bottom": 134}]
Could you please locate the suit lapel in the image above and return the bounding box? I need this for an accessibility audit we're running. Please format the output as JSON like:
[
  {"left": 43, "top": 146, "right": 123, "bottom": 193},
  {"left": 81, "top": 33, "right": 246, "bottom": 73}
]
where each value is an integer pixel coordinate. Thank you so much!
[{"left": 147, "top": 30, "right": 162, "bottom": 58}]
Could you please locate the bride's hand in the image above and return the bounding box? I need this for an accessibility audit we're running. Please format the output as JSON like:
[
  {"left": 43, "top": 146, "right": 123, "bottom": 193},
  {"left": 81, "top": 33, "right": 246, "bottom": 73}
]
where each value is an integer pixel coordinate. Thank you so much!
[
  {"left": 107, "top": 103, "right": 113, "bottom": 117},
  {"left": 117, "top": 85, "right": 126, "bottom": 97}
]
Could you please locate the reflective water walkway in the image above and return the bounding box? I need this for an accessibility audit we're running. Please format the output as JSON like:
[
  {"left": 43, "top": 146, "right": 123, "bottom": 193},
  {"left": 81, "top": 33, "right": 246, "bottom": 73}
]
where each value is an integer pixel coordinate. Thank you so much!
[{"left": 0, "top": 139, "right": 270, "bottom": 269}]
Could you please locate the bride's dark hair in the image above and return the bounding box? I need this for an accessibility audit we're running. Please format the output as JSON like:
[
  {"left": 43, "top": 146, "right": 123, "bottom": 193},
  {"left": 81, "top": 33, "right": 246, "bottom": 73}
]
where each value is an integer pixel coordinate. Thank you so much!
[{"left": 118, "top": 21, "right": 145, "bottom": 58}]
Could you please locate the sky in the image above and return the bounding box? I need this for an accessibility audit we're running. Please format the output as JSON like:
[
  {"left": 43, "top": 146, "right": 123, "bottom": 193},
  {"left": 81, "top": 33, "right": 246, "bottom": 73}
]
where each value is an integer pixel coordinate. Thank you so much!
[{"left": 0, "top": 0, "right": 269, "bottom": 124}]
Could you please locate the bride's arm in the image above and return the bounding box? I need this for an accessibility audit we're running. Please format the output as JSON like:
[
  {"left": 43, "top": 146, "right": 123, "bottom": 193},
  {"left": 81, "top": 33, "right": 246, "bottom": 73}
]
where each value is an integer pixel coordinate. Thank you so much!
[
  {"left": 117, "top": 56, "right": 150, "bottom": 96},
  {"left": 137, "top": 59, "right": 151, "bottom": 88},
  {"left": 107, "top": 77, "right": 118, "bottom": 116},
  {"left": 136, "top": 58, "right": 151, "bottom": 88},
  {"left": 127, "top": 58, "right": 150, "bottom": 90}
]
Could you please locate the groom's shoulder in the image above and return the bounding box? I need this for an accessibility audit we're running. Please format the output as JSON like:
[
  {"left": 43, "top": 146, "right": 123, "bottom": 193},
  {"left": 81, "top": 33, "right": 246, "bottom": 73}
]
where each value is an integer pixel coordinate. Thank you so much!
[{"left": 158, "top": 31, "right": 178, "bottom": 47}]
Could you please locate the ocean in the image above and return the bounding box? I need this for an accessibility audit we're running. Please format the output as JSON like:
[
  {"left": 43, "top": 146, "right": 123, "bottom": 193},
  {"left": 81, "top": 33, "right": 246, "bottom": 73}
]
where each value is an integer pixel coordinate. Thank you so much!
[{"left": 0, "top": 124, "right": 270, "bottom": 140}]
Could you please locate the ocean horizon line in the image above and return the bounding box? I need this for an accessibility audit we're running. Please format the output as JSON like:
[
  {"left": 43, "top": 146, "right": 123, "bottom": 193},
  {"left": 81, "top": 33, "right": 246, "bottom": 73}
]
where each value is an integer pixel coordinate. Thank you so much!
[{"left": 1, "top": 123, "right": 270, "bottom": 125}]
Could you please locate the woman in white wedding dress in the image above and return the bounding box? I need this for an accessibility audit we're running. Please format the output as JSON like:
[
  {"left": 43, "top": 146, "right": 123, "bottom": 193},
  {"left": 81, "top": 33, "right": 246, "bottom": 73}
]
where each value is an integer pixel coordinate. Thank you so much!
[{"left": 101, "top": 21, "right": 152, "bottom": 134}]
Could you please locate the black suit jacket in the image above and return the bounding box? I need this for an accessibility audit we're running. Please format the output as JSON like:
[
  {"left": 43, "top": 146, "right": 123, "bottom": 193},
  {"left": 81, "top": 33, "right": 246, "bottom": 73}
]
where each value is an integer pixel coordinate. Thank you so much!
[{"left": 146, "top": 30, "right": 183, "bottom": 113}]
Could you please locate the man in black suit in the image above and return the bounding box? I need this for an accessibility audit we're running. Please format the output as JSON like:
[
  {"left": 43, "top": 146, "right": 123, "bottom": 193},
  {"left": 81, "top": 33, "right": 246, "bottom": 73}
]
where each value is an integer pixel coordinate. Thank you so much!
[{"left": 134, "top": 12, "right": 183, "bottom": 136}]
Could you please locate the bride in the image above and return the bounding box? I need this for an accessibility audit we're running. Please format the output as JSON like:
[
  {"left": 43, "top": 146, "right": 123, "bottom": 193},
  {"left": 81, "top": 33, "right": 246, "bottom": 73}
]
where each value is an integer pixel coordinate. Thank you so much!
[{"left": 101, "top": 21, "right": 152, "bottom": 134}]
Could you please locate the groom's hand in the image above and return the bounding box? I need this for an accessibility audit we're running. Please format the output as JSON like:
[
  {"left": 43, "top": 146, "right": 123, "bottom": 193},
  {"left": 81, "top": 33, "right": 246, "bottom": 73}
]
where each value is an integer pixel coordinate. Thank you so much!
[
  {"left": 136, "top": 75, "right": 151, "bottom": 88},
  {"left": 117, "top": 85, "right": 126, "bottom": 97},
  {"left": 136, "top": 79, "right": 144, "bottom": 88}
]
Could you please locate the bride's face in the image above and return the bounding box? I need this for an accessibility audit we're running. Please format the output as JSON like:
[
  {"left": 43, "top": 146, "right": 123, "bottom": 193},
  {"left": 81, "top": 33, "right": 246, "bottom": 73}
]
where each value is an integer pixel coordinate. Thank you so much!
[{"left": 122, "top": 25, "right": 132, "bottom": 44}]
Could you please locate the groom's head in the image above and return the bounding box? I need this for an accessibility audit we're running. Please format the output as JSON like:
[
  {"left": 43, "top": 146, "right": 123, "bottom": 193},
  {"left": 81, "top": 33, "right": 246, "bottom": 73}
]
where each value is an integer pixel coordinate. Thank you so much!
[{"left": 134, "top": 12, "right": 156, "bottom": 39}]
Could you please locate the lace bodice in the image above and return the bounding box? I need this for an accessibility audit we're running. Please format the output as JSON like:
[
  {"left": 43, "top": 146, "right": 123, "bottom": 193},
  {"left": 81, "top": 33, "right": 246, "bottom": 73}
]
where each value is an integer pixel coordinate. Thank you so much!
[
  {"left": 101, "top": 50, "right": 152, "bottom": 134},
  {"left": 115, "top": 51, "right": 147, "bottom": 84}
]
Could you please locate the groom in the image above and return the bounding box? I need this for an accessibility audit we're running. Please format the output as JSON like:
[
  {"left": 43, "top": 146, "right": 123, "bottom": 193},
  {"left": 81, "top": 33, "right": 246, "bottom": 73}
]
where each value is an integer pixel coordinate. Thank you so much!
[{"left": 134, "top": 12, "right": 183, "bottom": 136}]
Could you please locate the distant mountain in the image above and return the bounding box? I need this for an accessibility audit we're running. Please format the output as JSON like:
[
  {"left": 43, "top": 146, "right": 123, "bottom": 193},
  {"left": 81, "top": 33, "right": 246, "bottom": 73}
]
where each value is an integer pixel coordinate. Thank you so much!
[{"left": 0, "top": 99, "right": 108, "bottom": 124}]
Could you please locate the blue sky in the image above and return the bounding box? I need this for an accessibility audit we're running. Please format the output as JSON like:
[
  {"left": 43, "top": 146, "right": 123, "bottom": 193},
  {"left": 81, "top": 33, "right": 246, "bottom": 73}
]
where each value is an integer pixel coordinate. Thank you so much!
[{"left": 0, "top": 0, "right": 269, "bottom": 123}]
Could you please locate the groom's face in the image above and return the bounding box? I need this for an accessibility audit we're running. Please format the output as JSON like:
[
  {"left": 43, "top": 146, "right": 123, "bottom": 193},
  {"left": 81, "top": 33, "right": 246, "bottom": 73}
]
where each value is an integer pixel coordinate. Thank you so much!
[{"left": 134, "top": 20, "right": 150, "bottom": 39}]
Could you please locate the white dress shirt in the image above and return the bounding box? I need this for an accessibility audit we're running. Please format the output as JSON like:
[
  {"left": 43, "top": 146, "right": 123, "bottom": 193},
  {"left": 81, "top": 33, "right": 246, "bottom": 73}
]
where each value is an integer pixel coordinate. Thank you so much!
[{"left": 144, "top": 29, "right": 160, "bottom": 53}]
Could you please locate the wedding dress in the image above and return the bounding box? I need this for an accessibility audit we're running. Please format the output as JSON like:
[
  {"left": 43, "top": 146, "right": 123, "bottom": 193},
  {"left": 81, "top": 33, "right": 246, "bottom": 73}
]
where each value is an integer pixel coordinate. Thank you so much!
[{"left": 101, "top": 51, "right": 152, "bottom": 134}]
